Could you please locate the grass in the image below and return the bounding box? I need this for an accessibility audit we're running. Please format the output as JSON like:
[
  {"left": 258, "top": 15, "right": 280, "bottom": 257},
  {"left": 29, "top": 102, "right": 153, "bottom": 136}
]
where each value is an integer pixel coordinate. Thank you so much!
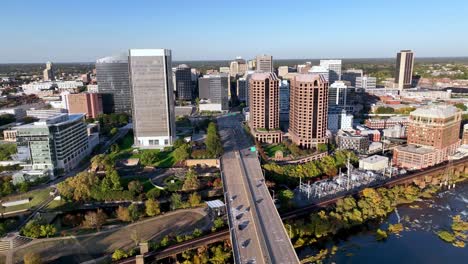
[
  {"left": 121, "top": 176, "right": 155, "bottom": 192},
  {"left": 110, "top": 133, "right": 176, "bottom": 168},
  {"left": 263, "top": 144, "right": 288, "bottom": 157},
  {"left": 2, "top": 188, "right": 52, "bottom": 213}
]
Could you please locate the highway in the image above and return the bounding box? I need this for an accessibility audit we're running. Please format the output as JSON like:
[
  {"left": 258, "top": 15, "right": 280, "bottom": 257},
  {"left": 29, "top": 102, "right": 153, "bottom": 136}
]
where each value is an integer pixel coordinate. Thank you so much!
[{"left": 218, "top": 114, "right": 299, "bottom": 264}]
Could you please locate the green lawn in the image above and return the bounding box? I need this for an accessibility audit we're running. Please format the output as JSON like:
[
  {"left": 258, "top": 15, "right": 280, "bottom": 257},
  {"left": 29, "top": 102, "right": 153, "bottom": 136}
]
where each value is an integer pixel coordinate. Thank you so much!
[
  {"left": 263, "top": 144, "right": 287, "bottom": 157},
  {"left": 121, "top": 176, "right": 155, "bottom": 192},
  {"left": 2, "top": 188, "right": 52, "bottom": 213}
]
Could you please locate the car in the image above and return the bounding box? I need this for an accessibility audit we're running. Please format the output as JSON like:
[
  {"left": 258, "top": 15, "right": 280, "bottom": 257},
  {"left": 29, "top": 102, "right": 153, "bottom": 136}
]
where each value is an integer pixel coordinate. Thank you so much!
[
  {"left": 241, "top": 239, "right": 251, "bottom": 248},
  {"left": 256, "top": 198, "right": 263, "bottom": 203},
  {"left": 236, "top": 213, "right": 243, "bottom": 220},
  {"left": 238, "top": 220, "right": 249, "bottom": 231}
]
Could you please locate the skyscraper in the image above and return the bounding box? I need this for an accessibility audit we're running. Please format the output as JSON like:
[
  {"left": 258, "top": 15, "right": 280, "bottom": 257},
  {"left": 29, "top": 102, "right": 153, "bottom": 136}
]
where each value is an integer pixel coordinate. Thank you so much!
[
  {"left": 43, "top": 61, "right": 54, "bottom": 81},
  {"left": 96, "top": 54, "right": 132, "bottom": 114},
  {"left": 128, "top": 49, "right": 175, "bottom": 149},
  {"left": 237, "top": 78, "right": 248, "bottom": 102},
  {"left": 255, "top": 54, "right": 273, "bottom": 73},
  {"left": 328, "top": 81, "right": 355, "bottom": 112},
  {"left": 229, "top": 57, "right": 247, "bottom": 76},
  {"left": 320, "top": 60, "right": 342, "bottom": 84},
  {"left": 198, "top": 73, "right": 230, "bottom": 111},
  {"left": 289, "top": 74, "right": 328, "bottom": 149},
  {"left": 341, "top": 68, "right": 363, "bottom": 86},
  {"left": 279, "top": 80, "right": 290, "bottom": 117},
  {"left": 174, "top": 64, "right": 192, "bottom": 100},
  {"left": 249, "top": 72, "right": 281, "bottom": 143},
  {"left": 395, "top": 50, "right": 414, "bottom": 90}
]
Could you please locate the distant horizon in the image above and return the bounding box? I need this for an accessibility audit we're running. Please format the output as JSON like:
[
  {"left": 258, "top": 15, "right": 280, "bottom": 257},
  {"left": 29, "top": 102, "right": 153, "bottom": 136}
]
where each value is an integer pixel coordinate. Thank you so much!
[
  {"left": 1, "top": 1, "right": 467, "bottom": 63},
  {"left": 2, "top": 55, "right": 468, "bottom": 65}
]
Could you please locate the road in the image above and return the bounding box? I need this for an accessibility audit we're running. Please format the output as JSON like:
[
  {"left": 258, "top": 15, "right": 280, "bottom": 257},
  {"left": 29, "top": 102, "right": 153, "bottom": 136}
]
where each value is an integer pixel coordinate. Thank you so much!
[{"left": 218, "top": 114, "right": 299, "bottom": 264}]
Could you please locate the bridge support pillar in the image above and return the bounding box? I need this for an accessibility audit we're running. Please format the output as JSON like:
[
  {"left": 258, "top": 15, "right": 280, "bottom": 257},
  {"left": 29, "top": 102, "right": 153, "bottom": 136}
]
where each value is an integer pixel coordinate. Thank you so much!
[
  {"left": 135, "top": 255, "right": 145, "bottom": 264},
  {"left": 139, "top": 242, "right": 149, "bottom": 255}
]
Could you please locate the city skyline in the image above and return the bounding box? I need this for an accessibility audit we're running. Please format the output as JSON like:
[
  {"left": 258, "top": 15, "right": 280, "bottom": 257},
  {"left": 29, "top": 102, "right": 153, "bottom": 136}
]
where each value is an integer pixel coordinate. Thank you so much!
[{"left": 1, "top": 0, "right": 467, "bottom": 63}]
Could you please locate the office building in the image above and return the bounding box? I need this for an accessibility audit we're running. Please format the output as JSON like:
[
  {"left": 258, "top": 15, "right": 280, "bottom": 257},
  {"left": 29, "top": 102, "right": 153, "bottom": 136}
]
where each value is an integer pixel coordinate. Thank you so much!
[
  {"left": 365, "top": 116, "right": 410, "bottom": 129},
  {"left": 43, "top": 61, "right": 54, "bottom": 81},
  {"left": 249, "top": 72, "right": 281, "bottom": 143},
  {"left": 278, "top": 66, "right": 289, "bottom": 78},
  {"left": 96, "top": 54, "right": 131, "bottom": 114},
  {"left": 336, "top": 131, "right": 369, "bottom": 154},
  {"left": 255, "top": 54, "right": 273, "bottom": 73},
  {"left": 15, "top": 114, "right": 93, "bottom": 178},
  {"left": 279, "top": 80, "right": 290, "bottom": 114},
  {"left": 174, "top": 64, "right": 192, "bottom": 100},
  {"left": 341, "top": 69, "right": 363, "bottom": 86},
  {"left": 308, "top": 66, "right": 329, "bottom": 82},
  {"left": 395, "top": 50, "right": 414, "bottom": 90},
  {"left": 229, "top": 57, "right": 247, "bottom": 76},
  {"left": 198, "top": 73, "right": 230, "bottom": 112},
  {"left": 289, "top": 74, "right": 328, "bottom": 149},
  {"left": 237, "top": 78, "right": 248, "bottom": 102},
  {"left": 219, "top": 67, "right": 230, "bottom": 74},
  {"left": 320, "top": 60, "right": 342, "bottom": 84},
  {"left": 356, "top": 76, "right": 377, "bottom": 89},
  {"left": 64, "top": 93, "right": 103, "bottom": 118},
  {"left": 328, "top": 109, "right": 353, "bottom": 132},
  {"left": 129, "top": 49, "right": 176, "bottom": 149},
  {"left": 26, "top": 108, "right": 68, "bottom": 120},
  {"left": 394, "top": 105, "right": 462, "bottom": 169},
  {"left": 328, "top": 81, "right": 355, "bottom": 112}
]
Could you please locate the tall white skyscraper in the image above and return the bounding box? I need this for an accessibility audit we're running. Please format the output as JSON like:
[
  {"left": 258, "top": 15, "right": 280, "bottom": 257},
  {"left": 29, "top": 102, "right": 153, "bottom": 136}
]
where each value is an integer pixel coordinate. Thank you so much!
[
  {"left": 128, "top": 49, "right": 175, "bottom": 149},
  {"left": 320, "top": 59, "right": 342, "bottom": 84}
]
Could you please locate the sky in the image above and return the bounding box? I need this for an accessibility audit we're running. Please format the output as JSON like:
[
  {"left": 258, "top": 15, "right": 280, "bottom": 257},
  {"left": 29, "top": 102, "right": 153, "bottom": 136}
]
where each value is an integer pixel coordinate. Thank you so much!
[{"left": 1, "top": 0, "right": 467, "bottom": 63}]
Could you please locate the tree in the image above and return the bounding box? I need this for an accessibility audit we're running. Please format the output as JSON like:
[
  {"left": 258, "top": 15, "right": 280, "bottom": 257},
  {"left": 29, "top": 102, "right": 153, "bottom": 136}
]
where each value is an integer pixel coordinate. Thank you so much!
[
  {"left": 39, "top": 225, "right": 56, "bottom": 238},
  {"left": 317, "top": 143, "right": 328, "bottom": 153},
  {"left": 170, "top": 193, "right": 183, "bottom": 210},
  {"left": 24, "top": 252, "right": 42, "bottom": 264},
  {"left": 128, "top": 204, "right": 140, "bottom": 222},
  {"left": 174, "top": 144, "right": 191, "bottom": 162},
  {"left": 57, "top": 171, "right": 100, "bottom": 201},
  {"left": 82, "top": 209, "right": 107, "bottom": 231},
  {"left": 116, "top": 206, "right": 131, "bottom": 222},
  {"left": 140, "top": 150, "right": 159, "bottom": 166},
  {"left": 21, "top": 220, "right": 42, "bottom": 238},
  {"left": 110, "top": 143, "right": 120, "bottom": 153},
  {"left": 454, "top": 103, "right": 467, "bottom": 111},
  {"left": 145, "top": 199, "right": 161, "bottom": 216},
  {"left": 213, "top": 217, "right": 225, "bottom": 230},
  {"left": 128, "top": 180, "right": 144, "bottom": 196},
  {"left": 110, "top": 127, "right": 119, "bottom": 136},
  {"left": 205, "top": 122, "right": 223, "bottom": 157},
  {"left": 146, "top": 188, "right": 161, "bottom": 199},
  {"left": 188, "top": 192, "right": 201, "bottom": 207},
  {"left": 0, "top": 143, "right": 16, "bottom": 160},
  {"left": 278, "top": 189, "right": 294, "bottom": 209},
  {"left": 2, "top": 181, "right": 13, "bottom": 196},
  {"left": 112, "top": 249, "right": 128, "bottom": 261},
  {"left": 173, "top": 138, "right": 186, "bottom": 148},
  {"left": 18, "top": 181, "right": 29, "bottom": 193},
  {"left": 182, "top": 169, "right": 200, "bottom": 191}
]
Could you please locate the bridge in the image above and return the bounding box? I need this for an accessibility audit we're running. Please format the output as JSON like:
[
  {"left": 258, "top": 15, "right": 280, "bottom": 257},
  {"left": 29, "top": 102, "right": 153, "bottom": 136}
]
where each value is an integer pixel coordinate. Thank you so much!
[
  {"left": 115, "top": 154, "right": 468, "bottom": 263},
  {"left": 218, "top": 114, "right": 299, "bottom": 264}
]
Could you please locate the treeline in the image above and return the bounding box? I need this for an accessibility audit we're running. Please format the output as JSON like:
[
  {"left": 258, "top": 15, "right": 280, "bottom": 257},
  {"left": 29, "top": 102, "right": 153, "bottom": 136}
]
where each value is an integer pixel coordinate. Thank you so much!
[
  {"left": 263, "top": 150, "right": 358, "bottom": 186},
  {"left": 285, "top": 182, "right": 460, "bottom": 249}
]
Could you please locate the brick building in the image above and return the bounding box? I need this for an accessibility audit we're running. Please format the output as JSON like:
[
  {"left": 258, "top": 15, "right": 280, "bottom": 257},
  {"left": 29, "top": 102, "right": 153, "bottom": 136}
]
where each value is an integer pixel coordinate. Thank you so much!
[
  {"left": 248, "top": 72, "right": 282, "bottom": 143},
  {"left": 288, "top": 74, "right": 328, "bottom": 149},
  {"left": 64, "top": 93, "right": 103, "bottom": 119}
]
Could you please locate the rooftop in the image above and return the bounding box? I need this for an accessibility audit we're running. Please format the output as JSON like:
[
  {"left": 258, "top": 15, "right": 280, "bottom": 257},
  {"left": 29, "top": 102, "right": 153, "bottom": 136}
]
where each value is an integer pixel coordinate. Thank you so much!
[
  {"left": 360, "top": 155, "right": 388, "bottom": 164},
  {"left": 411, "top": 104, "right": 460, "bottom": 119},
  {"left": 250, "top": 72, "right": 278, "bottom": 81},
  {"left": 294, "top": 73, "right": 327, "bottom": 83},
  {"left": 396, "top": 144, "right": 437, "bottom": 154}
]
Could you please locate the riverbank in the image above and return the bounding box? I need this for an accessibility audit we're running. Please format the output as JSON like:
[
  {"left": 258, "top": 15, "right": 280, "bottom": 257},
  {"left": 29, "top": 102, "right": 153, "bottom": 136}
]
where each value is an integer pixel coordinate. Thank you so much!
[{"left": 287, "top": 174, "right": 468, "bottom": 263}]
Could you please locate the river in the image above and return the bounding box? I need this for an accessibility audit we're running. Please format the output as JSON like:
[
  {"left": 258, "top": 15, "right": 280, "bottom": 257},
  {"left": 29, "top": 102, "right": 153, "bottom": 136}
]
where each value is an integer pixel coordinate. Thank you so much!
[{"left": 297, "top": 182, "right": 468, "bottom": 263}]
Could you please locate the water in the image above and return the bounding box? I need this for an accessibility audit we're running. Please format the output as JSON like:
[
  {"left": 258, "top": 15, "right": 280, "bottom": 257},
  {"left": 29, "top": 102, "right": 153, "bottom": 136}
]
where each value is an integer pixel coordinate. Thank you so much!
[{"left": 298, "top": 183, "right": 468, "bottom": 263}]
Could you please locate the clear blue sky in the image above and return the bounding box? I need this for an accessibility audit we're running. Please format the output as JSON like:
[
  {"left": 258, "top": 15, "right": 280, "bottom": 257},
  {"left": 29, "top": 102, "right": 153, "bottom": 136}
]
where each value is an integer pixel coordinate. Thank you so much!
[{"left": 1, "top": 0, "right": 467, "bottom": 62}]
